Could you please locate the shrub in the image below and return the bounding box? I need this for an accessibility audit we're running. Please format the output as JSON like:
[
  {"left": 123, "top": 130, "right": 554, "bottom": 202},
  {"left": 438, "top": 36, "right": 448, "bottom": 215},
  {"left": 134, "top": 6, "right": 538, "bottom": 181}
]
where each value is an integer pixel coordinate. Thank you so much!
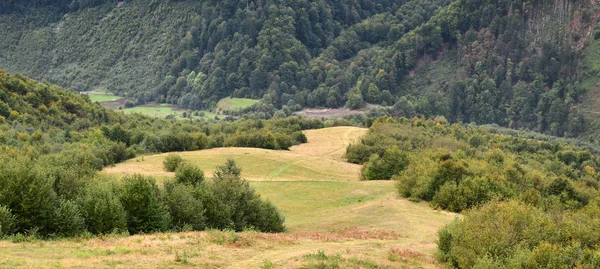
[
  {"left": 121, "top": 175, "right": 171, "bottom": 234},
  {"left": 52, "top": 199, "right": 85, "bottom": 237},
  {"left": 345, "top": 143, "right": 375, "bottom": 164},
  {"left": 78, "top": 182, "right": 127, "bottom": 234},
  {"left": 164, "top": 182, "right": 205, "bottom": 230},
  {"left": 0, "top": 157, "right": 57, "bottom": 235},
  {"left": 432, "top": 177, "right": 501, "bottom": 212},
  {"left": 437, "top": 200, "right": 554, "bottom": 268},
  {"left": 175, "top": 163, "right": 205, "bottom": 185},
  {"left": 361, "top": 147, "right": 409, "bottom": 180},
  {"left": 0, "top": 205, "right": 16, "bottom": 236},
  {"left": 212, "top": 173, "right": 286, "bottom": 232},
  {"left": 214, "top": 159, "right": 242, "bottom": 180},
  {"left": 163, "top": 154, "right": 185, "bottom": 172}
]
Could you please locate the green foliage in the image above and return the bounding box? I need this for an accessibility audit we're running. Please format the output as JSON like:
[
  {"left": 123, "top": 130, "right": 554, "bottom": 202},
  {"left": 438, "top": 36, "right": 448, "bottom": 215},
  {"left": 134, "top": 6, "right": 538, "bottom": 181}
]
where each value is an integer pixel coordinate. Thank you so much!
[
  {"left": 163, "top": 154, "right": 185, "bottom": 172},
  {"left": 78, "top": 181, "right": 127, "bottom": 235},
  {"left": 0, "top": 157, "right": 57, "bottom": 235},
  {"left": 164, "top": 182, "right": 205, "bottom": 231},
  {"left": 1, "top": 0, "right": 593, "bottom": 138},
  {"left": 438, "top": 200, "right": 600, "bottom": 268},
  {"left": 120, "top": 175, "right": 171, "bottom": 234},
  {"left": 0, "top": 205, "right": 16, "bottom": 237},
  {"left": 52, "top": 199, "right": 85, "bottom": 237},
  {"left": 361, "top": 147, "right": 409, "bottom": 180},
  {"left": 206, "top": 159, "right": 285, "bottom": 232},
  {"left": 350, "top": 118, "right": 600, "bottom": 213},
  {"left": 175, "top": 163, "right": 205, "bottom": 186},
  {"left": 213, "top": 159, "right": 242, "bottom": 180}
]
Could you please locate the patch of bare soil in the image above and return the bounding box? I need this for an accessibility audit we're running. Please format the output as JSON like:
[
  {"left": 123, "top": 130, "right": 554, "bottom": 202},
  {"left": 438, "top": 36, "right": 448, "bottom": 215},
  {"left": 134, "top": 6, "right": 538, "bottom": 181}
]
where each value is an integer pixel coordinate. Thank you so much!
[{"left": 100, "top": 98, "right": 129, "bottom": 110}]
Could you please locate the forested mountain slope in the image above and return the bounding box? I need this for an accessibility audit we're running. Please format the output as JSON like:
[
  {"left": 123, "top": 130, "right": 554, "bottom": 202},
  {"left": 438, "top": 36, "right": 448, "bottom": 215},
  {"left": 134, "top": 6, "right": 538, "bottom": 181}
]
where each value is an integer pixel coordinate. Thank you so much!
[{"left": 1, "top": 0, "right": 599, "bottom": 138}]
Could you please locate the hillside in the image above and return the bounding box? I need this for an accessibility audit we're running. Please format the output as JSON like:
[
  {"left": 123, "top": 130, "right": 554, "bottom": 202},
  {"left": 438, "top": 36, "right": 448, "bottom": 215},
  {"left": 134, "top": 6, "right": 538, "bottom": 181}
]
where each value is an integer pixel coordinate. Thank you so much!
[
  {"left": 0, "top": 126, "right": 456, "bottom": 268},
  {"left": 0, "top": 71, "right": 347, "bottom": 239},
  {"left": 346, "top": 117, "right": 600, "bottom": 267},
  {"left": 2, "top": 0, "right": 600, "bottom": 138}
]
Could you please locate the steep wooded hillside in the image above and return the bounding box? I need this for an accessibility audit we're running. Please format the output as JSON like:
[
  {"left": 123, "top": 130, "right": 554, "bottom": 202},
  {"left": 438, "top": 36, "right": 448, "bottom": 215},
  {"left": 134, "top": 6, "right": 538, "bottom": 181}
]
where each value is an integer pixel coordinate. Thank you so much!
[{"left": 1, "top": 0, "right": 599, "bottom": 138}]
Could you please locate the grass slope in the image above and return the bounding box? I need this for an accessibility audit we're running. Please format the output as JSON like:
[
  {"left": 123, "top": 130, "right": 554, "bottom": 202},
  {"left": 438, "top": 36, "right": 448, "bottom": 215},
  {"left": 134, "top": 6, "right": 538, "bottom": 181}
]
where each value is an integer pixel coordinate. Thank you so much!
[
  {"left": 216, "top": 97, "right": 260, "bottom": 112},
  {"left": 121, "top": 103, "right": 216, "bottom": 120},
  {"left": 0, "top": 127, "right": 456, "bottom": 268},
  {"left": 85, "top": 92, "right": 122, "bottom": 103}
]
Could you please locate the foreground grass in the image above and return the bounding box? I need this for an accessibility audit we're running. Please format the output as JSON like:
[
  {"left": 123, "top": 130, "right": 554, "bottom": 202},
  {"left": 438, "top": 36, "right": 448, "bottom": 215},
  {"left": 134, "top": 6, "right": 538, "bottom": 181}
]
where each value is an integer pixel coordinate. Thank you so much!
[
  {"left": 1, "top": 127, "right": 456, "bottom": 268},
  {"left": 0, "top": 228, "right": 442, "bottom": 268}
]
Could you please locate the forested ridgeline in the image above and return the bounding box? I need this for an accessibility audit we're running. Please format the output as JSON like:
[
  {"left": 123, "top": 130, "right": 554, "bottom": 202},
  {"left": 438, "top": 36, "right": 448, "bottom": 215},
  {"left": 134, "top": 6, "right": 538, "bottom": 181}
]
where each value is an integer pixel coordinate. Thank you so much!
[
  {"left": 0, "top": 70, "right": 338, "bottom": 237},
  {"left": 1, "top": 0, "right": 597, "bottom": 138},
  {"left": 346, "top": 117, "right": 600, "bottom": 267}
]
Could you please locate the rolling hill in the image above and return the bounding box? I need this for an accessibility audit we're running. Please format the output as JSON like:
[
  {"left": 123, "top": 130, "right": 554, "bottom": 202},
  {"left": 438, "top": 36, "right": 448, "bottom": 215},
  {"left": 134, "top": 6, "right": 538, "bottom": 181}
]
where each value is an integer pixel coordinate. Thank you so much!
[{"left": 0, "top": 126, "right": 457, "bottom": 268}]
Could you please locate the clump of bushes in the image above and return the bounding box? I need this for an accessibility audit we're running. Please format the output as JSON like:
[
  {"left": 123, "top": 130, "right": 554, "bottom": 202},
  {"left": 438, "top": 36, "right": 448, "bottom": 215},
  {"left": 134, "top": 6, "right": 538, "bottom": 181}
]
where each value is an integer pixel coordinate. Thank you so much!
[
  {"left": 347, "top": 118, "right": 600, "bottom": 268},
  {"left": 361, "top": 146, "right": 409, "bottom": 180},
  {"left": 163, "top": 154, "right": 185, "bottom": 172},
  {"left": 349, "top": 118, "right": 600, "bottom": 213},
  {"left": 438, "top": 200, "right": 600, "bottom": 268},
  {"left": 175, "top": 162, "right": 205, "bottom": 185},
  {"left": 0, "top": 205, "right": 16, "bottom": 236},
  {"left": 0, "top": 158, "right": 285, "bottom": 238}
]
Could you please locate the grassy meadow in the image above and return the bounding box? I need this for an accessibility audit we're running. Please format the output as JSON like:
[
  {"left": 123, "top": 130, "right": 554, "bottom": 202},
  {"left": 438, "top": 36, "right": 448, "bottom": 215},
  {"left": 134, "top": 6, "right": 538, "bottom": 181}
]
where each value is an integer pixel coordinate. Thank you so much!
[
  {"left": 0, "top": 127, "right": 457, "bottom": 268},
  {"left": 121, "top": 104, "right": 217, "bottom": 120},
  {"left": 216, "top": 97, "right": 259, "bottom": 111},
  {"left": 85, "top": 92, "right": 122, "bottom": 103}
]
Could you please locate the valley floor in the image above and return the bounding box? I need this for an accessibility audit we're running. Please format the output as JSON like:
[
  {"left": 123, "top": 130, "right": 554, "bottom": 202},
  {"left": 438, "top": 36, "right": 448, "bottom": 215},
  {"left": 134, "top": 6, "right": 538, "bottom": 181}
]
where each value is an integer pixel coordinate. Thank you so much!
[{"left": 0, "top": 127, "right": 456, "bottom": 268}]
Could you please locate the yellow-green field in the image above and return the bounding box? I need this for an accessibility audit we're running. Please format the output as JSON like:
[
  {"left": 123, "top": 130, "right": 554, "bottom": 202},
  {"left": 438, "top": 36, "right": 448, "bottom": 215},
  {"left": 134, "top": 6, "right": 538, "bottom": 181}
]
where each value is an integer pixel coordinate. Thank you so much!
[
  {"left": 216, "top": 97, "right": 259, "bottom": 111},
  {"left": 122, "top": 103, "right": 217, "bottom": 120},
  {"left": 85, "top": 92, "right": 122, "bottom": 103},
  {"left": 0, "top": 127, "right": 457, "bottom": 268}
]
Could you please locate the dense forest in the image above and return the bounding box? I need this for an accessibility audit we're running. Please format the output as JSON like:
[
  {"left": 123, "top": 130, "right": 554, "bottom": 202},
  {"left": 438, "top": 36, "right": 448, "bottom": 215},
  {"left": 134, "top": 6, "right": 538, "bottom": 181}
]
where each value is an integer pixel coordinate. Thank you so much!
[
  {"left": 0, "top": 70, "right": 340, "bottom": 237},
  {"left": 346, "top": 118, "right": 600, "bottom": 267},
  {"left": 1, "top": 0, "right": 598, "bottom": 138}
]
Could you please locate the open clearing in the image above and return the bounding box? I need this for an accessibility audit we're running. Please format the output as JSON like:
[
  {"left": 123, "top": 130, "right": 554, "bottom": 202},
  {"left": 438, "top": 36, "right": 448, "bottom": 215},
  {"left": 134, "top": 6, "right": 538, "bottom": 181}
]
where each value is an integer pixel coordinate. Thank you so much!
[
  {"left": 85, "top": 92, "right": 122, "bottom": 103},
  {"left": 121, "top": 103, "right": 216, "bottom": 120},
  {"left": 216, "top": 97, "right": 259, "bottom": 111},
  {"left": 1, "top": 127, "right": 456, "bottom": 268}
]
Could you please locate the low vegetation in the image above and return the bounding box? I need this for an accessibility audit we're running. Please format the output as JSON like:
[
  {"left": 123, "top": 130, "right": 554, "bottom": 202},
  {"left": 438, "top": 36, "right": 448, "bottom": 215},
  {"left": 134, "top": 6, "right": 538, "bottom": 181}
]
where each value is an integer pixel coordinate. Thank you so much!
[
  {"left": 346, "top": 117, "right": 600, "bottom": 267},
  {"left": 0, "top": 156, "right": 285, "bottom": 237}
]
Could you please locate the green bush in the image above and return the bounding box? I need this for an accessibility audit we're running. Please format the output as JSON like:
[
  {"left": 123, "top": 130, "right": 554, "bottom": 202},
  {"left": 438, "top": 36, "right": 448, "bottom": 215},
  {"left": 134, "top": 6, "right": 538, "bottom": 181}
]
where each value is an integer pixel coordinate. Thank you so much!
[
  {"left": 361, "top": 147, "right": 409, "bottom": 180},
  {"left": 0, "top": 205, "right": 16, "bottom": 236},
  {"left": 214, "top": 159, "right": 242, "bottom": 180},
  {"left": 121, "top": 175, "right": 171, "bottom": 234},
  {"left": 432, "top": 177, "right": 502, "bottom": 212},
  {"left": 163, "top": 154, "right": 185, "bottom": 172},
  {"left": 164, "top": 182, "right": 205, "bottom": 231},
  {"left": 205, "top": 159, "right": 285, "bottom": 232},
  {"left": 78, "top": 182, "right": 127, "bottom": 234},
  {"left": 175, "top": 163, "right": 205, "bottom": 185},
  {"left": 52, "top": 199, "right": 85, "bottom": 237},
  {"left": 345, "top": 143, "right": 376, "bottom": 164},
  {"left": 211, "top": 173, "right": 286, "bottom": 232}
]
